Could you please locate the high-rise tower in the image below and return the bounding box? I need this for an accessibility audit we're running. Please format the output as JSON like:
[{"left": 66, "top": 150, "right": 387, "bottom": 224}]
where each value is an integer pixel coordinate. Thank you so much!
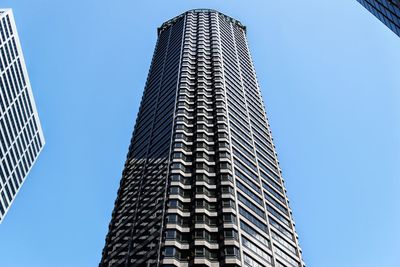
[
  {"left": 356, "top": 0, "right": 400, "bottom": 37},
  {"left": 0, "top": 9, "right": 45, "bottom": 223},
  {"left": 101, "top": 9, "right": 305, "bottom": 267}
]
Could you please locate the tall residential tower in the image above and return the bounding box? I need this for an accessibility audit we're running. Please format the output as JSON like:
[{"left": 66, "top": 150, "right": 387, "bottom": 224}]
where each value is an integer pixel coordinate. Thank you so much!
[
  {"left": 356, "top": 0, "right": 400, "bottom": 37},
  {"left": 101, "top": 9, "right": 304, "bottom": 267},
  {"left": 0, "top": 9, "right": 45, "bottom": 223}
]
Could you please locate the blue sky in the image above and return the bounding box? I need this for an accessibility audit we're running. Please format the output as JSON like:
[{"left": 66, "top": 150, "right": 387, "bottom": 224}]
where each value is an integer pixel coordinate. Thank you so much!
[{"left": 0, "top": 1, "right": 399, "bottom": 266}]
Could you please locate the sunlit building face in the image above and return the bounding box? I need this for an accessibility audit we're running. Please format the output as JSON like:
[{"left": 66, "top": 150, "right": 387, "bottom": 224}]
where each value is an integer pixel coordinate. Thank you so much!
[{"left": 0, "top": 9, "right": 45, "bottom": 223}]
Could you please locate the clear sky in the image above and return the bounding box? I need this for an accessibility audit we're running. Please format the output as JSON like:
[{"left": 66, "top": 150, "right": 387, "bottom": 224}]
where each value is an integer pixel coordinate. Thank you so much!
[{"left": 0, "top": 1, "right": 399, "bottom": 266}]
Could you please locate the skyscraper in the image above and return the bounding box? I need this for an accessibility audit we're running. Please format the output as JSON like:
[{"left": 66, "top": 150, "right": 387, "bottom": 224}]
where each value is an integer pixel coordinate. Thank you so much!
[
  {"left": 356, "top": 0, "right": 400, "bottom": 37},
  {"left": 0, "top": 9, "right": 45, "bottom": 223},
  {"left": 101, "top": 9, "right": 304, "bottom": 267}
]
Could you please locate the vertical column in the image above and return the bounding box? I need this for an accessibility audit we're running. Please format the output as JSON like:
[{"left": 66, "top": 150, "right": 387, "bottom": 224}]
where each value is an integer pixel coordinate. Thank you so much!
[
  {"left": 212, "top": 12, "right": 242, "bottom": 267},
  {"left": 160, "top": 10, "right": 241, "bottom": 266},
  {"left": 160, "top": 11, "right": 195, "bottom": 266}
]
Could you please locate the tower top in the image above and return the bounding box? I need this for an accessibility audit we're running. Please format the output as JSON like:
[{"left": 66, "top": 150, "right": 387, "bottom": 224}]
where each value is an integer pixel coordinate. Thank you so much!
[
  {"left": 0, "top": 8, "right": 12, "bottom": 15},
  {"left": 158, "top": 9, "right": 246, "bottom": 36}
]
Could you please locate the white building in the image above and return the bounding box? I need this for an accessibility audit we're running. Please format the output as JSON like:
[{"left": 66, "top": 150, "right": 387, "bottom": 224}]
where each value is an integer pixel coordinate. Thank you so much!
[{"left": 0, "top": 9, "right": 45, "bottom": 223}]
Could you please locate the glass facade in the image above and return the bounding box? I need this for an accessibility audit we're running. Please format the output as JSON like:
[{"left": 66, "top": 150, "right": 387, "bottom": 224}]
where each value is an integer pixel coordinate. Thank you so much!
[
  {"left": 100, "top": 9, "right": 304, "bottom": 267},
  {"left": 0, "top": 9, "right": 45, "bottom": 223},
  {"left": 356, "top": 0, "right": 400, "bottom": 37}
]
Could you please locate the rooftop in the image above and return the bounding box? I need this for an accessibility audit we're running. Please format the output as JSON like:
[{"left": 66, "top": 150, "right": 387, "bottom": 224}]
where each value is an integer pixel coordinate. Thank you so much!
[{"left": 158, "top": 9, "right": 246, "bottom": 35}]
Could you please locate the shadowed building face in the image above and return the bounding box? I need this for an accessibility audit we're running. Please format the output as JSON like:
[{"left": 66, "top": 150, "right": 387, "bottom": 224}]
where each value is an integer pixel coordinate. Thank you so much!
[{"left": 100, "top": 9, "right": 305, "bottom": 267}]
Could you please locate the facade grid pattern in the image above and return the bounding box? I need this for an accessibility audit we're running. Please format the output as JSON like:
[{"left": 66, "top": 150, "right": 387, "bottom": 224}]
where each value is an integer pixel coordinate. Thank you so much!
[
  {"left": 356, "top": 0, "right": 400, "bottom": 36},
  {"left": 100, "top": 9, "right": 305, "bottom": 267},
  {"left": 0, "top": 9, "right": 45, "bottom": 223}
]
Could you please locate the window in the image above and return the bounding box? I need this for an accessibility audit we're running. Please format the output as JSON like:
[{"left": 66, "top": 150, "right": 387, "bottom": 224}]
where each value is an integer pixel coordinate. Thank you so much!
[
  {"left": 238, "top": 193, "right": 265, "bottom": 219},
  {"left": 239, "top": 206, "right": 268, "bottom": 232},
  {"left": 165, "top": 230, "right": 176, "bottom": 239},
  {"left": 168, "top": 200, "right": 178, "bottom": 208},
  {"left": 271, "top": 230, "right": 297, "bottom": 255},
  {"left": 240, "top": 220, "right": 270, "bottom": 248},
  {"left": 265, "top": 194, "right": 288, "bottom": 215},
  {"left": 243, "top": 253, "right": 269, "bottom": 267},
  {"left": 273, "top": 246, "right": 300, "bottom": 267},
  {"left": 237, "top": 180, "right": 263, "bottom": 205},
  {"left": 269, "top": 216, "right": 293, "bottom": 240},
  {"left": 163, "top": 247, "right": 176, "bottom": 257},
  {"left": 224, "top": 229, "right": 238, "bottom": 240},
  {"left": 223, "top": 213, "right": 236, "bottom": 223},
  {"left": 235, "top": 167, "right": 261, "bottom": 193},
  {"left": 222, "top": 199, "right": 236, "bottom": 209},
  {"left": 224, "top": 246, "right": 240, "bottom": 258},
  {"left": 195, "top": 247, "right": 204, "bottom": 257},
  {"left": 242, "top": 236, "right": 272, "bottom": 263},
  {"left": 267, "top": 204, "right": 290, "bottom": 227},
  {"left": 166, "top": 214, "right": 177, "bottom": 223}
]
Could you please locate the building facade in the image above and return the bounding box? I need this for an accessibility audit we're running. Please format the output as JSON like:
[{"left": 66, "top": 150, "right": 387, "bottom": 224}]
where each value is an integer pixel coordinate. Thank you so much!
[
  {"left": 356, "top": 0, "right": 400, "bottom": 37},
  {"left": 101, "top": 9, "right": 304, "bottom": 267},
  {"left": 0, "top": 9, "right": 45, "bottom": 223}
]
